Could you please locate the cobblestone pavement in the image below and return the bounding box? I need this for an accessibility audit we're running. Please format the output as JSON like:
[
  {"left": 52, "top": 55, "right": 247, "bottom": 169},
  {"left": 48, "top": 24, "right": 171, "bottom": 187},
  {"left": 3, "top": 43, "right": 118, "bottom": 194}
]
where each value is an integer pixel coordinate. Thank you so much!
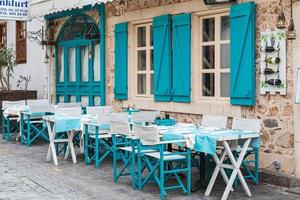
[{"left": 0, "top": 140, "right": 300, "bottom": 200}]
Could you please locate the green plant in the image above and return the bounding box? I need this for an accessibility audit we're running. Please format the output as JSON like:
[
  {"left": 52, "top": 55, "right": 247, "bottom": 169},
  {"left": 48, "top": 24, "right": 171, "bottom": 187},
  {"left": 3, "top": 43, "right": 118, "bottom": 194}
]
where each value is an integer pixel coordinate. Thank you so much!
[
  {"left": 16, "top": 75, "right": 32, "bottom": 91},
  {"left": 0, "top": 47, "right": 16, "bottom": 91}
]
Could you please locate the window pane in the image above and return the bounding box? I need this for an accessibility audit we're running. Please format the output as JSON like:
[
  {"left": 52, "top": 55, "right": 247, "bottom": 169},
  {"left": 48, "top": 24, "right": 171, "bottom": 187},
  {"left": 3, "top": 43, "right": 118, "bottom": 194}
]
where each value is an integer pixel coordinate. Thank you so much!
[
  {"left": 58, "top": 96, "right": 64, "bottom": 103},
  {"left": 221, "top": 44, "right": 230, "bottom": 69},
  {"left": 221, "top": 73, "right": 230, "bottom": 97},
  {"left": 80, "top": 46, "right": 89, "bottom": 82},
  {"left": 150, "top": 74, "right": 154, "bottom": 95},
  {"left": 57, "top": 47, "right": 64, "bottom": 82},
  {"left": 150, "top": 49, "right": 154, "bottom": 71},
  {"left": 203, "top": 18, "right": 215, "bottom": 42},
  {"left": 138, "top": 50, "right": 146, "bottom": 71},
  {"left": 81, "top": 96, "right": 89, "bottom": 107},
  {"left": 94, "top": 96, "right": 101, "bottom": 106},
  {"left": 137, "top": 74, "right": 146, "bottom": 94},
  {"left": 138, "top": 26, "right": 146, "bottom": 47},
  {"left": 68, "top": 47, "right": 76, "bottom": 82},
  {"left": 150, "top": 25, "right": 153, "bottom": 46},
  {"left": 203, "top": 46, "right": 215, "bottom": 69},
  {"left": 94, "top": 43, "right": 101, "bottom": 81},
  {"left": 202, "top": 73, "right": 215, "bottom": 97},
  {"left": 70, "top": 96, "right": 76, "bottom": 102},
  {"left": 221, "top": 16, "right": 230, "bottom": 40}
]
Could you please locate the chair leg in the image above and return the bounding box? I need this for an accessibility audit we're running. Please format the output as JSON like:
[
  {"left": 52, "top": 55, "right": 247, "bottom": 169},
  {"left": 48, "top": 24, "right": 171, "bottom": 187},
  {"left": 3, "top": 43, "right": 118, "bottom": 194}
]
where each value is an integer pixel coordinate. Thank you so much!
[
  {"left": 113, "top": 136, "right": 118, "bottom": 183},
  {"left": 27, "top": 118, "right": 31, "bottom": 146},
  {"left": 187, "top": 148, "right": 191, "bottom": 195},
  {"left": 6, "top": 117, "right": 10, "bottom": 141},
  {"left": 84, "top": 125, "right": 90, "bottom": 165},
  {"left": 255, "top": 149, "right": 259, "bottom": 185},
  {"left": 95, "top": 131, "right": 99, "bottom": 168},
  {"left": 2, "top": 114, "right": 5, "bottom": 141}
]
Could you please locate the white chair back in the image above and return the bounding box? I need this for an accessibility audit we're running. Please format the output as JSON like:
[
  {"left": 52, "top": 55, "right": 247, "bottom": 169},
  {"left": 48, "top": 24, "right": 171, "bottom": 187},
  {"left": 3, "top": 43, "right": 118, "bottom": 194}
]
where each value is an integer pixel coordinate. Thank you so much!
[
  {"left": 109, "top": 121, "right": 131, "bottom": 136},
  {"left": 133, "top": 125, "right": 160, "bottom": 145},
  {"left": 2, "top": 100, "right": 26, "bottom": 110},
  {"left": 131, "top": 111, "right": 160, "bottom": 123},
  {"left": 202, "top": 115, "right": 228, "bottom": 129},
  {"left": 56, "top": 102, "right": 81, "bottom": 108},
  {"left": 86, "top": 106, "right": 113, "bottom": 115},
  {"left": 232, "top": 118, "right": 261, "bottom": 133},
  {"left": 55, "top": 107, "right": 82, "bottom": 117},
  {"left": 27, "top": 99, "right": 54, "bottom": 113},
  {"left": 110, "top": 112, "right": 129, "bottom": 123}
]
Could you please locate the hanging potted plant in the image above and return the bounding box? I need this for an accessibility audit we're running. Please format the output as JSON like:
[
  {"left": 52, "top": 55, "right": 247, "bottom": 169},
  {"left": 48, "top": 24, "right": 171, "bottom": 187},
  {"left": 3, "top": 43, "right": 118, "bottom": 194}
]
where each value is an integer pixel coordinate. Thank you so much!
[{"left": 0, "top": 46, "right": 37, "bottom": 112}]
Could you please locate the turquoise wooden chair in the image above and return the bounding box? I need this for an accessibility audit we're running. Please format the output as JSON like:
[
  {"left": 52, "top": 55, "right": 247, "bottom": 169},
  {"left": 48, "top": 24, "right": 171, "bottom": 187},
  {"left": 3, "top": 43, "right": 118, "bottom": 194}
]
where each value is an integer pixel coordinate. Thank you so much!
[
  {"left": 84, "top": 106, "right": 113, "bottom": 168},
  {"left": 1, "top": 100, "right": 26, "bottom": 142},
  {"left": 110, "top": 113, "right": 138, "bottom": 188},
  {"left": 20, "top": 99, "right": 54, "bottom": 146},
  {"left": 231, "top": 118, "right": 261, "bottom": 185},
  {"left": 134, "top": 125, "right": 191, "bottom": 200}
]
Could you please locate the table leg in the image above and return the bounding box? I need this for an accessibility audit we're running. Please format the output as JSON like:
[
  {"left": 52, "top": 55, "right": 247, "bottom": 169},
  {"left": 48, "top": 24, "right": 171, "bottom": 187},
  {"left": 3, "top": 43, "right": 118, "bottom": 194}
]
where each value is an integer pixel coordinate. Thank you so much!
[
  {"left": 68, "top": 130, "right": 77, "bottom": 164},
  {"left": 46, "top": 121, "right": 58, "bottom": 166},
  {"left": 223, "top": 139, "right": 252, "bottom": 198}
]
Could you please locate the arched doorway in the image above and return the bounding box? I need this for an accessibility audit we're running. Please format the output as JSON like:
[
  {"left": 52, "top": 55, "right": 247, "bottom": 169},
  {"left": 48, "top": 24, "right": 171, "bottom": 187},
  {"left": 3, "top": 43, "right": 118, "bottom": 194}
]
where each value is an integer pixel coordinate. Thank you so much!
[{"left": 55, "top": 14, "right": 102, "bottom": 106}]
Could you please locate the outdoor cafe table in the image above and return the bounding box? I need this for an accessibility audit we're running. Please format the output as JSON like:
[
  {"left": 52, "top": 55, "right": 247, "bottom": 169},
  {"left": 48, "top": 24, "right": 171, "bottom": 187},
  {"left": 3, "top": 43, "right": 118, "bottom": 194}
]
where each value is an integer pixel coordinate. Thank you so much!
[
  {"left": 160, "top": 125, "right": 260, "bottom": 200},
  {"left": 43, "top": 115, "right": 81, "bottom": 166}
]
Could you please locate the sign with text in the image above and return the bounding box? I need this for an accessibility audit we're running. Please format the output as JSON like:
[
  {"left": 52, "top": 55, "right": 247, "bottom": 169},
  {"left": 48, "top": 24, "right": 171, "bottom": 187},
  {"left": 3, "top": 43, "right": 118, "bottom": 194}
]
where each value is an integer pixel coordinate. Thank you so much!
[{"left": 0, "top": 0, "right": 29, "bottom": 21}]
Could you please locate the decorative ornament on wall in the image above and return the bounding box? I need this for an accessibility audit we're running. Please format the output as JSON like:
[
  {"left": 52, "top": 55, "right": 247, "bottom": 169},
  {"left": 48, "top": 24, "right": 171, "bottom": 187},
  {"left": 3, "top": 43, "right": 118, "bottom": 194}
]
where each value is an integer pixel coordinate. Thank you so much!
[{"left": 260, "top": 29, "right": 286, "bottom": 95}]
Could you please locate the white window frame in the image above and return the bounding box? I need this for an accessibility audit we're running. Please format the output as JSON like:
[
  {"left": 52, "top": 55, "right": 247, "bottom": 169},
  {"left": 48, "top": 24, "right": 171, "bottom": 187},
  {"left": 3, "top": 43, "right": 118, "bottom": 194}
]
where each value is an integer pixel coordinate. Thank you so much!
[
  {"left": 196, "top": 12, "right": 230, "bottom": 102},
  {"left": 134, "top": 23, "right": 154, "bottom": 98}
]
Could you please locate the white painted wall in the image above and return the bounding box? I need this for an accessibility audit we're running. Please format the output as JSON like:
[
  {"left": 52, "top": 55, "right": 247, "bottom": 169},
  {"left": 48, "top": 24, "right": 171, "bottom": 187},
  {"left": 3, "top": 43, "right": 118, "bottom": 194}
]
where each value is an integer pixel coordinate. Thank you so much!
[{"left": 5, "top": 18, "right": 47, "bottom": 98}]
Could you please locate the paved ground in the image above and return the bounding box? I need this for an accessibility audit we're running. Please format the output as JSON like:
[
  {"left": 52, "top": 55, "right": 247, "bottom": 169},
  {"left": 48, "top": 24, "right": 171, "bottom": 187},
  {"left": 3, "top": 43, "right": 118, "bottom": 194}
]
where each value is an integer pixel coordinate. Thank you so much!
[{"left": 0, "top": 139, "right": 300, "bottom": 200}]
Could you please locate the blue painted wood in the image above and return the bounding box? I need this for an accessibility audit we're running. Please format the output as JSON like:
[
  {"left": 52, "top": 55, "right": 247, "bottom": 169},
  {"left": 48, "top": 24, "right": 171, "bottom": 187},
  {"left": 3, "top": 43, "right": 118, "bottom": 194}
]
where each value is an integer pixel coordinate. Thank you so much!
[
  {"left": 230, "top": 2, "right": 256, "bottom": 106},
  {"left": 54, "top": 12, "right": 105, "bottom": 106},
  {"left": 114, "top": 22, "right": 128, "bottom": 100},
  {"left": 153, "top": 15, "right": 172, "bottom": 102},
  {"left": 172, "top": 14, "right": 191, "bottom": 103},
  {"left": 99, "top": 4, "right": 106, "bottom": 106}
]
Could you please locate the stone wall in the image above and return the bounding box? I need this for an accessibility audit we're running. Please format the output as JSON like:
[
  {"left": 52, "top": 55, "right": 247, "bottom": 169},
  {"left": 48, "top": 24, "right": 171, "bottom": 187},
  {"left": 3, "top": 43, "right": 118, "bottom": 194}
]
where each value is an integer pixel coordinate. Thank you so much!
[
  {"left": 48, "top": 0, "right": 296, "bottom": 174},
  {"left": 104, "top": 0, "right": 295, "bottom": 174}
]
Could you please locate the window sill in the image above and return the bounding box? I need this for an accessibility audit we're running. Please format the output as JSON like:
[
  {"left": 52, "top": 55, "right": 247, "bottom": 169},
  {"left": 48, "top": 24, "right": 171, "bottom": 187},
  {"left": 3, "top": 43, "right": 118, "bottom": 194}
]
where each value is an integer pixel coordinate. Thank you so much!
[{"left": 123, "top": 97, "right": 242, "bottom": 117}]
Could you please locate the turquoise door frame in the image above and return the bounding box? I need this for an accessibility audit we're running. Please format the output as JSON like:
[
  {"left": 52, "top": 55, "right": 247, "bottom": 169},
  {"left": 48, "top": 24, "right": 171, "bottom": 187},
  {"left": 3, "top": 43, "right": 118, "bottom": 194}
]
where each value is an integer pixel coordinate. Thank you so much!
[
  {"left": 46, "top": 3, "right": 106, "bottom": 106},
  {"left": 56, "top": 39, "right": 101, "bottom": 106}
]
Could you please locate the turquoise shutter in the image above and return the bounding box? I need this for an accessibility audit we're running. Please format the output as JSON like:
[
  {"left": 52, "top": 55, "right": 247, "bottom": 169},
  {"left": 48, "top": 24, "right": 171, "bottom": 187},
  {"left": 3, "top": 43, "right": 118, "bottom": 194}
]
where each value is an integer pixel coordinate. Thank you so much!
[
  {"left": 230, "top": 2, "right": 256, "bottom": 106},
  {"left": 153, "top": 15, "right": 172, "bottom": 102},
  {"left": 114, "top": 22, "right": 128, "bottom": 100},
  {"left": 172, "top": 13, "right": 191, "bottom": 103}
]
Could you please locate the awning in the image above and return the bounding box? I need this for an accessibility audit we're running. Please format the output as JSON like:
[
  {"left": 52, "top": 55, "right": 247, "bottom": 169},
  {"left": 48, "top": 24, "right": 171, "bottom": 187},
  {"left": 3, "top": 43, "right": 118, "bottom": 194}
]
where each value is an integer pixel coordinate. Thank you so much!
[{"left": 29, "top": 0, "right": 111, "bottom": 19}]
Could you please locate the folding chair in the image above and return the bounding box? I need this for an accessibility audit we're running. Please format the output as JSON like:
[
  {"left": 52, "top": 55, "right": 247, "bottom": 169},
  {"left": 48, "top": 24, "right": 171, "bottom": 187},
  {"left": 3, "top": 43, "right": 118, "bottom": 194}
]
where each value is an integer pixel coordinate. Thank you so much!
[
  {"left": 2, "top": 100, "right": 26, "bottom": 142},
  {"left": 54, "top": 105, "right": 82, "bottom": 156},
  {"left": 131, "top": 111, "right": 160, "bottom": 124},
  {"left": 202, "top": 115, "right": 228, "bottom": 129},
  {"left": 110, "top": 113, "right": 137, "bottom": 186},
  {"left": 84, "top": 106, "right": 113, "bottom": 168},
  {"left": 232, "top": 118, "right": 261, "bottom": 185},
  {"left": 20, "top": 99, "right": 54, "bottom": 146},
  {"left": 134, "top": 125, "right": 191, "bottom": 200},
  {"left": 190, "top": 115, "right": 229, "bottom": 190}
]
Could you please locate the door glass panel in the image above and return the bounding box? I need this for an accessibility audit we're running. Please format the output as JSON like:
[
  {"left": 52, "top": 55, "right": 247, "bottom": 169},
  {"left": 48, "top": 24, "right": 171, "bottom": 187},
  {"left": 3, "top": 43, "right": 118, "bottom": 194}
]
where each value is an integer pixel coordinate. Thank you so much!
[
  {"left": 138, "top": 50, "right": 146, "bottom": 71},
  {"left": 150, "top": 49, "right": 154, "bottom": 71},
  {"left": 94, "top": 43, "right": 100, "bottom": 81},
  {"left": 137, "top": 74, "right": 146, "bottom": 94},
  {"left": 70, "top": 96, "right": 76, "bottom": 102},
  {"left": 221, "top": 73, "right": 230, "bottom": 97},
  {"left": 58, "top": 96, "right": 64, "bottom": 103},
  {"left": 221, "top": 44, "right": 230, "bottom": 69},
  {"left": 57, "top": 47, "right": 64, "bottom": 82},
  {"left": 94, "top": 96, "right": 101, "bottom": 106},
  {"left": 68, "top": 47, "right": 76, "bottom": 82},
  {"left": 150, "top": 25, "right": 153, "bottom": 46},
  {"left": 203, "top": 46, "right": 215, "bottom": 69},
  {"left": 81, "top": 96, "right": 89, "bottom": 107},
  {"left": 81, "top": 46, "right": 89, "bottom": 82},
  {"left": 221, "top": 16, "right": 230, "bottom": 40},
  {"left": 137, "top": 26, "right": 146, "bottom": 47},
  {"left": 202, "top": 73, "right": 215, "bottom": 97},
  {"left": 203, "top": 18, "right": 215, "bottom": 42}
]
